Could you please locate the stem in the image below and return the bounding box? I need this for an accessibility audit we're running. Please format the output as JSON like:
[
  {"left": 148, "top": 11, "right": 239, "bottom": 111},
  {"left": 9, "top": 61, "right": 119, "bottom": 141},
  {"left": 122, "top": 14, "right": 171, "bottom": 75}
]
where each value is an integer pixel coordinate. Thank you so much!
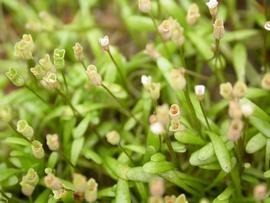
[
  {"left": 7, "top": 122, "right": 32, "bottom": 144},
  {"left": 265, "top": 139, "right": 270, "bottom": 171},
  {"left": 159, "top": 134, "right": 162, "bottom": 152},
  {"left": 163, "top": 133, "right": 177, "bottom": 163},
  {"left": 179, "top": 46, "right": 186, "bottom": 68},
  {"left": 61, "top": 70, "right": 69, "bottom": 97},
  {"left": 80, "top": 61, "right": 87, "bottom": 70},
  {"left": 24, "top": 85, "right": 49, "bottom": 106},
  {"left": 118, "top": 143, "right": 135, "bottom": 165},
  {"left": 199, "top": 100, "right": 211, "bottom": 130},
  {"left": 58, "top": 150, "right": 75, "bottom": 168}
]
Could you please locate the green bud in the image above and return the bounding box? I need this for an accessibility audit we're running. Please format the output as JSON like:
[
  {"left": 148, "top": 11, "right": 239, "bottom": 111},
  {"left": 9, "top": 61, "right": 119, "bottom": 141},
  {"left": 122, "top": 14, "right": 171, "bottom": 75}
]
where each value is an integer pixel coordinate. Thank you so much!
[
  {"left": 0, "top": 105, "right": 12, "bottom": 122},
  {"left": 175, "top": 194, "right": 188, "bottom": 203},
  {"left": 46, "top": 134, "right": 60, "bottom": 151},
  {"left": 16, "top": 120, "right": 34, "bottom": 140},
  {"left": 20, "top": 168, "right": 39, "bottom": 196},
  {"left": 5, "top": 68, "right": 25, "bottom": 87},
  {"left": 53, "top": 49, "right": 65, "bottom": 69},
  {"left": 40, "top": 72, "right": 59, "bottom": 90},
  {"left": 31, "top": 140, "right": 45, "bottom": 159},
  {"left": 84, "top": 178, "right": 98, "bottom": 203},
  {"left": 14, "top": 34, "right": 35, "bottom": 59},
  {"left": 106, "top": 130, "right": 120, "bottom": 145}
]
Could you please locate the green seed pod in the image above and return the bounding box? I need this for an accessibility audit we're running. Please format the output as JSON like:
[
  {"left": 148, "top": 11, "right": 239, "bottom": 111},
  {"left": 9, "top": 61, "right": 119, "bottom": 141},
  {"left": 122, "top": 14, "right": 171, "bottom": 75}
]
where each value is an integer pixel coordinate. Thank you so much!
[
  {"left": 5, "top": 68, "right": 25, "bottom": 87},
  {"left": 53, "top": 49, "right": 65, "bottom": 69},
  {"left": 31, "top": 140, "right": 45, "bottom": 159},
  {"left": 16, "top": 120, "right": 34, "bottom": 140}
]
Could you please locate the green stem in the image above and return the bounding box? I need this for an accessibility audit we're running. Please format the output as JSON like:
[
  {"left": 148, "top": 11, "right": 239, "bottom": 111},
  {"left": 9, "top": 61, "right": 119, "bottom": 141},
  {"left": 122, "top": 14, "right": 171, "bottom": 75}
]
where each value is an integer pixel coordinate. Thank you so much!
[
  {"left": 61, "top": 70, "right": 69, "bottom": 97},
  {"left": 199, "top": 101, "right": 211, "bottom": 130},
  {"left": 119, "top": 143, "right": 135, "bottom": 165},
  {"left": 24, "top": 85, "right": 49, "bottom": 106},
  {"left": 163, "top": 133, "right": 177, "bottom": 164},
  {"left": 58, "top": 150, "right": 75, "bottom": 168},
  {"left": 265, "top": 139, "right": 270, "bottom": 171},
  {"left": 159, "top": 134, "right": 162, "bottom": 152}
]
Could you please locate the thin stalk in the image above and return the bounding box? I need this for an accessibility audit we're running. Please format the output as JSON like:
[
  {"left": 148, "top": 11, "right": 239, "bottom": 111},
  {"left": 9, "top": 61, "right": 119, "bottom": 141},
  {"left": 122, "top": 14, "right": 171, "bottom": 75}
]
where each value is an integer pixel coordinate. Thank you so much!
[
  {"left": 199, "top": 101, "right": 211, "bottom": 130},
  {"left": 119, "top": 143, "right": 135, "bottom": 165},
  {"left": 80, "top": 61, "right": 87, "bottom": 70},
  {"left": 213, "top": 39, "right": 225, "bottom": 82},
  {"left": 159, "top": 134, "right": 162, "bottom": 152},
  {"left": 163, "top": 132, "right": 177, "bottom": 164},
  {"left": 101, "top": 83, "right": 145, "bottom": 128},
  {"left": 24, "top": 85, "right": 49, "bottom": 106},
  {"left": 179, "top": 46, "right": 186, "bottom": 68},
  {"left": 7, "top": 122, "right": 32, "bottom": 144},
  {"left": 58, "top": 150, "right": 75, "bottom": 168},
  {"left": 265, "top": 139, "right": 270, "bottom": 171},
  {"left": 61, "top": 70, "right": 69, "bottom": 97}
]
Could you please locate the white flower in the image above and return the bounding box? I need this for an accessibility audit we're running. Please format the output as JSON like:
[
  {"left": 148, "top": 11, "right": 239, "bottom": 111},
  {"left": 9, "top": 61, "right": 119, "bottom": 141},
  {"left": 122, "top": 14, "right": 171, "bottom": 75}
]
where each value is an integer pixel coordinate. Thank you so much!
[
  {"left": 206, "top": 0, "right": 218, "bottom": 9},
  {"left": 264, "top": 21, "right": 270, "bottom": 31},
  {"left": 141, "top": 75, "right": 152, "bottom": 87},
  {"left": 138, "top": 0, "right": 151, "bottom": 13},
  {"left": 99, "top": 35, "right": 110, "bottom": 51},
  {"left": 150, "top": 122, "right": 165, "bottom": 135},
  {"left": 241, "top": 104, "right": 254, "bottom": 117},
  {"left": 194, "top": 85, "right": 205, "bottom": 98}
]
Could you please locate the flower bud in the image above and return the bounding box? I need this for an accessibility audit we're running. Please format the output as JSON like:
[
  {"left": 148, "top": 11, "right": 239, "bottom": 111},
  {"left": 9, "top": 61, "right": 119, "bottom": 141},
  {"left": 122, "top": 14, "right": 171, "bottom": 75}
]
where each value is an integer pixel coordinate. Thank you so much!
[
  {"left": 169, "top": 104, "right": 180, "bottom": 119},
  {"left": 46, "top": 134, "right": 59, "bottom": 151},
  {"left": 20, "top": 168, "right": 39, "bottom": 196},
  {"left": 176, "top": 194, "right": 188, "bottom": 203},
  {"left": 84, "top": 178, "right": 98, "bottom": 203},
  {"left": 149, "top": 177, "right": 165, "bottom": 197},
  {"left": 141, "top": 75, "right": 152, "bottom": 89},
  {"left": 20, "top": 182, "right": 35, "bottom": 196},
  {"left": 17, "top": 120, "right": 34, "bottom": 140},
  {"left": 73, "top": 173, "right": 87, "bottom": 193},
  {"left": 213, "top": 19, "right": 224, "bottom": 40},
  {"left": 99, "top": 35, "right": 110, "bottom": 51},
  {"left": 169, "top": 119, "right": 183, "bottom": 132},
  {"left": 261, "top": 73, "right": 270, "bottom": 90},
  {"left": 233, "top": 81, "right": 247, "bottom": 98},
  {"left": 172, "top": 23, "right": 185, "bottom": 47},
  {"left": 194, "top": 85, "right": 205, "bottom": 100},
  {"left": 264, "top": 21, "right": 270, "bottom": 31},
  {"left": 0, "top": 105, "right": 12, "bottom": 122},
  {"left": 186, "top": 3, "right": 200, "bottom": 26},
  {"left": 73, "top": 43, "right": 84, "bottom": 61},
  {"left": 164, "top": 195, "right": 176, "bottom": 203},
  {"left": 138, "top": 0, "right": 151, "bottom": 13},
  {"left": 156, "top": 104, "right": 170, "bottom": 126},
  {"left": 14, "top": 34, "right": 34, "bottom": 59},
  {"left": 86, "top": 65, "right": 102, "bottom": 86},
  {"left": 158, "top": 18, "right": 176, "bottom": 40},
  {"left": 241, "top": 103, "right": 254, "bottom": 117},
  {"left": 150, "top": 121, "right": 165, "bottom": 135},
  {"left": 53, "top": 49, "right": 65, "bottom": 69},
  {"left": 5, "top": 68, "right": 25, "bottom": 87},
  {"left": 170, "top": 69, "right": 186, "bottom": 91},
  {"left": 253, "top": 183, "right": 267, "bottom": 201},
  {"left": 53, "top": 188, "right": 67, "bottom": 200},
  {"left": 148, "top": 83, "right": 161, "bottom": 100},
  {"left": 106, "top": 130, "right": 120, "bottom": 145},
  {"left": 148, "top": 196, "right": 163, "bottom": 203},
  {"left": 31, "top": 140, "right": 45, "bottom": 159},
  {"left": 227, "top": 119, "right": 244, "bottom": 141},
  {"left": 228, "top": 101, "right": 242, "bottom": 119},
  {"left": 219, "top": 82, "right": 233, "bottom": 100},
  {"left": 44, "top": 173, "right": 63, "bottom": 190},
  {"left": 144, "top": 43, "right": 160, "bottom": 59},
  {"left": 39, "top": 54, "right": 54, "bottom": 72},
  {"left": 40, "top": 72, "right": 59, "bottom": 90},
  {"left": 206, "top": 0, "right": 218, "bottom": 18}
]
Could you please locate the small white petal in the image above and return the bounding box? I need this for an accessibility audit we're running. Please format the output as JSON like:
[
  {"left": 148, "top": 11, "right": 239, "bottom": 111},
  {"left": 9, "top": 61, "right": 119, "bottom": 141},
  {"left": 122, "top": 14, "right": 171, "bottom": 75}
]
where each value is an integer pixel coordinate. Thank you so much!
[
  {"left": 195, "top": 85, "right": 205, "bottom": 96},
  {"left": 141, "top": 75, "right": 152, "bottom": 87},
  {"left": 99, "top": 35, "right": 110, "bottom": 47},
  {"left": 150, "top": 122, "right": 164, "bottom": 135},
  {"left": 264, "top": 21, "right": 270, "bottom": 31},
  {"left": 206, "top": 0, "right": 218, "bottom": 9},
  {"left": 241, "top": 104, "right": 254, "bottom": 117}
]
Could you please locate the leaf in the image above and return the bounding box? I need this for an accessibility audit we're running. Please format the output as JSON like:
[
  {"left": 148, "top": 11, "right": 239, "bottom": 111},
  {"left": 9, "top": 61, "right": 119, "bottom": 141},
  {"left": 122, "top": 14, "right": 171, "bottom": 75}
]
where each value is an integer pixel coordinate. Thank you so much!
[
  {"left": 213, "top": 186, "right": 234, "bottom": 203},
  {"left": 171, "top": 142, "right": 186, "bottom": 153},
  {"left": 249, "top": 116, "right": 270, "bottom": 138},
  {"left": 4, "top": 137, "right": 30, "bottom": 146},
  {"left": 233, "top": 43, "right": 246, "bottom": 81},
  {"left": 47, "top": 152, "right": 59, "bottom": 169},
  {"left": 70, "top": 137, "right": 84, "bottom": 165},
  {"left": 126, "top": 16, "right": 154, "bottom": 32},
  {"left": 174, "top": 130, "right": 205, "bottom": 145},
  {"left": 206, "top": 132, "right": 232, "bottom": 173},
  {"left": 115, "top": 179, "right": 131, "bottom": 203},
  {"left": 34, "top": 189, "right": 51, "bottom": 203},
  {"left": 126, "top": 167, "right": 153, "bottom": 182},
  {"left": 223, "top": 30, "right": 258, "bottom": 42},
  {"left": 143, "top": 161, "right": 174, "bottom": 174},
  {"left": 73, "top": 113, "right": 92, "bottom": 138},
  {"left": 245, "top": 133, "right": 266, "bottom": 154},
  {"left": 83, "top": 148, "right": 102, "bottom": 164},
  {"left": 98, "top": 186, "right": 116, "bottom": 198},
  {"left": 190, "top": 143, "right": 217, "bottom": 166},
  {"left": 103, "top": 156, "right": 130, "bottom": 180},
  {"left": 0, "top": 168, "right": 18, "bottom": 182}
]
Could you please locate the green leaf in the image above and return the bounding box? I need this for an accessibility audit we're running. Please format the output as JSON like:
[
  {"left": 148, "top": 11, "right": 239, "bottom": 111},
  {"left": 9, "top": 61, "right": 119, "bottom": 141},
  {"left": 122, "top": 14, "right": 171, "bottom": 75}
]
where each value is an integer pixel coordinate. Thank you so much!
[
  {"left": 4, "top": 137, "right": 30, "bottom": 146},
  {"left": 171, "top": 141, "right": 186, "bottom": 153},
  {"left": 190, "top": 143, "right": 217, "bottom": 166},
  {"left": 233, "top": 43, "right": 246, "bottom": 81},
  {"left": 143, "top": 161, "right": 174, "bottom": 174},
  {"left": 206, "top": 132, "right": 232, "bottom": 173},
  {"left": 103, "top": 156, "right": 130, "bottom": 180},
  {"left": 115, "top": 179, "right": 131, "bottom": 203},
  {"left": 47, "top": 152, "right": 59, "bottom": 169},
  {"left": 249, "top": 116, "right": 270, "bottom": 138},
  {"left": 70, "top": 137, "right": 84, "bottom": 165},
  {"left": 73, "top": 113, "right": 92, "bottom": 138},
  {"left": 174, "top": 129, "right": 205, "bottom": 145},
  {"left": 0, "top": 168, "right": 18, "bottom": 182},
  {"left": 83, "top": 148, "right": 102, "bottom": 164},
  {"left": 126, "top": 167, "right": 153, "bottom": 182},
  {"left": 245, "top": 133, "right": 266, "bottom": 154},
  {"left": 213, "top": 186, "right": 234, "bottom": 203},
  {"left": 126, "top": 16, "right": 154, "bottom": 32}
]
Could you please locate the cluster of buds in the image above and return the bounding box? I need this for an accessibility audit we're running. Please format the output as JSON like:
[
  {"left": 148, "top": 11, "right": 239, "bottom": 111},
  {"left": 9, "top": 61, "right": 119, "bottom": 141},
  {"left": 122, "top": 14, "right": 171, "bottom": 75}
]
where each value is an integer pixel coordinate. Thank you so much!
[
  {"left": 99, "top": 35, "right": 110, "bottom": 51},
  {"left": 5, "top": 68, "right": 25, "bottom": 87},
  {"left": 46, "top": 134, "right": 60, "bottom": 151},
  {"left": 194, "top": 85, "right": 206, "bottom": 101},
  {"left": 141, "top": 75, "right": 161, "bottom": 100},
  {"left": 0, "top": 105, "right": 12, "bottom": 122},
  {"left": 31, "top": 140, "right": 45, "bottom": 159},
  {"left": 220, "top": 81, "right": 247, "bottom": 100},
  {"left": 53, "top": 49, "right": 65, "bottom": 69},
  {"left": 17, "top": 120, "right": 34, "bottom": 140},
  {"left": 14, "top": 34, "right": 35, "bottom": 60},
  {"left": 149, "top": 104, "right": 170, "bottom": 135},
  {"left": 20, "top": 168, "right": 39, "bottom": 196},
  {"left": 253, "top": 183, "right": 267, "bottom": 201},
  {"left": 169, "top": 104, "right": 183, "bottom": 132},
  {"left": 170, "top": 69, "right": 186, "bottom": 91},
  {"left": 261, "top": 73, "right": 270, "bottom": 90},
  {"left": 73, "top": 42, "right": 84, "bottom": 61},
  {"left": 106, "top": 130, "right": 120, "bottom": 145},
  {"left": 213, "top": 19, "right": 225, "bottom": 40},
  {"left": 138, "top": 0, "right": 151, "bottom": 13},
  {"left": 158, "top": 17, "right": 185, "bottom": 47},
  {"left": 206, "top": 0, "right": 218, "bottom": 18},
  {"left": 86, "top": 65, "right": 102, "bottom": 86},
  {"left": 44, "top": 172, "right": 67, "bottom": 200},
  {"left": 144, "top": 43, "right": 160, "bottom": 59},
  {"left": 186, "top": 3, "right": 200, "bottom": 26}
]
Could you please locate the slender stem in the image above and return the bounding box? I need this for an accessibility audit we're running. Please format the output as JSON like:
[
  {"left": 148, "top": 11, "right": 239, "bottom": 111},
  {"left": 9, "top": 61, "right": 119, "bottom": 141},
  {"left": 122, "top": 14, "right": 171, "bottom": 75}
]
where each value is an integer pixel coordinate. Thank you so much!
[
  {"left": 163, "top": 133, "right": 177, "bottom": 163},
  {"left": 179, "top": 47, "right": 186, "bottom": 68},
  {"left": 199, "top": 101, "right": 211, "bottom": 130},
  {"left": 7, "top": 122, "right": 32, "bottom": 144},
  {"left": 80, "top": 61, "right": 87, "bottom": 70},
  {"left": 61, "top": 70, "right": 69, "bottom": 97},
  {"left": 159, "top": 134, "right": 162, "bottom": 152},
  {"left": 24, "top": 85, "right": 49, "bottom": 106},
  {"left": 118, "top": 143, "right": 135, "bottom": 165},
  {"left": 58, "top": 150, "right": 75, "bottom": 168}
]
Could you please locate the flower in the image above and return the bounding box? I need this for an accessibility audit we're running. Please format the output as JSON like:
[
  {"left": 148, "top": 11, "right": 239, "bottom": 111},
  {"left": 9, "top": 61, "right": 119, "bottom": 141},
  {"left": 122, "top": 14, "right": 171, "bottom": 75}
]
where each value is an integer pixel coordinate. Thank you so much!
[
  {"left": 44, "top": 173, "right": 63, "bottom": 190},
  {"left": 148, "top": 83, "right": 161, "bottom": 100},
  {"left": 219, "top": 82, "right": 233, "bottom": 100},
  {"left": 169, "top": 119, "right": 183, "bottom": 132},
  {"left": 84, "top": 178, "right": 98, "bottom": 203},
  {"left": 73, "top": 173, "right": 87, "bottom": 193},
  {"left": 99, "top": 35, "right": 110, "bottom": 51},
  {"left": 53, "top": 49, "right": 65, "bottom": 69},
  {"left": 46, "top": 134, "right": 60, "bottom": 151},
  {"left": 5, "top": 68, "right": 25, "bottom": 87},
  {"left": 176, "top": 194, "right": 188, "bottom": 203},
  {"left": 141, "top": 75, "right": 152, "bottom": 88},
  {"left": 106, "top": 130, "right": 120, "bottom": 145},
  {"left": 169, "top": 104, "right": 180, "bottom": 119},
  {"left": 206, "top": 0, "right": 218, "bottom": 17},
  {"left": 186, "top": 3, "right": 200, "bottom": 26},
  {"left": 0, "top": 105, "right": 12, "bottom": 122},
  {"left": 261, "top": 73, "right": 270, "bottom": 90},
  {"left": 241, "top": 103, "right": 254, "bottom": 117},
  {"left": 31, "top": 140, "right": 45, "bottom": 159},
  {"left": 138, "top": 0, "right": 151, "bottom": 13},
  {"left": 253, "top": 183, "right": 267, "bottom": 201},
  {"left": 227, "top": 119, "right": 244, "bottom": 141},
  {"left": 17, "top": 120, "right": 34, "bottom": 140},
  {"left": 39, "top": 54, "right": 54, "bottom": 72},
  {"left": 144, "top": 43, "right": 160, "bottom": 59},
  {"left": 233, "top": 81, "right": 247, "bottom": 98},
  {"left": 164, "top": 195, "right": 176, "bottom": 203},
  {"left": 213, "top": 19, "right": 224, "bottom": 40},
  {"left": 86, "top": 65, "right": 102, "bottom": 86},
  {"left": 156, "top": 104, "right": 170, "bottom": 126},
  {"left": 172, "top": 23, "right": 185, "bottom": 47},
  {"left": 194, "top": 85, "right": 205, "bottom": 100},
  {"left": 148, "top": 196, "right": 163, "bottom": 203},
  {"left": 14, "top": 34, "right": 35, "bottom": 59},
  {"left": 264, "top": 21, "right": 270, "bottom": 31},
  {"left": 73, "top": 42, "right": 84, "bottom": 61},
  {"left": 20, "top": 168, "right": 39, "bottom": 196},
  {"left": 40, "top": 72, "right": 59, "bottom": 90},
  {"left": 228, "top": 101, "right": 242, "bottom": 119},
  {"left": 149, "top": 177, "right": 165, "bottom": 197},
  {"left": 158, "top": 18, "right": 176, "bottom": 40},
  {"left": 170, "top": 69, "right": 186, "bottom": 91},
  {"left": 150, "top": 121, "right": 165, "bottom": 135}
]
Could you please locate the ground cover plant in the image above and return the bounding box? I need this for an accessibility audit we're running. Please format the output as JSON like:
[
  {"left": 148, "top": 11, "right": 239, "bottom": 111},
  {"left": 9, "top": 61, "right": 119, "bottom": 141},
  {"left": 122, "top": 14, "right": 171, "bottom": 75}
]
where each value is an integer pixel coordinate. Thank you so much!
[{"left": 0, "top": 0, "right": 270, "bottom": 202}]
